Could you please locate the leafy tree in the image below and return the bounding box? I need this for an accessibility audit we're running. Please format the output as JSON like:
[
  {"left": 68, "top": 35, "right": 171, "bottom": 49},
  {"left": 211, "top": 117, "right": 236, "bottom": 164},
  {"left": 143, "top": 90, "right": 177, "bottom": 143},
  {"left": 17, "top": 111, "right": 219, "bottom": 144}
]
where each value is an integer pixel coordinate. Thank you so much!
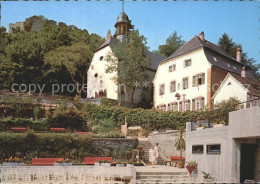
[
  {"left": 155, "top": 31, "right": 185, "bottom": 57},
  {"left": 218, "top": 33, "right": 260, "bottom": 79},
  {"left": 106, "top": 30, "right": 150, "bottom": 106},
  {"left": 174, "top": 127, "right": 185, "bottom": 165},
  {"left": 44, "top": 42, "right": 93, "bottom": 96}
]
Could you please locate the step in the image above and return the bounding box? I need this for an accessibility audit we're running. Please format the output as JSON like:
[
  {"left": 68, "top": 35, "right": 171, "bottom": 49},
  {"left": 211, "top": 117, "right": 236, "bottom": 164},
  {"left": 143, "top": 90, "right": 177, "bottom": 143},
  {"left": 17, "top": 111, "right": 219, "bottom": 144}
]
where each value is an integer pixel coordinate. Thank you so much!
[{"left": 136, "top": 171, "right": 187, "bottom": 180}]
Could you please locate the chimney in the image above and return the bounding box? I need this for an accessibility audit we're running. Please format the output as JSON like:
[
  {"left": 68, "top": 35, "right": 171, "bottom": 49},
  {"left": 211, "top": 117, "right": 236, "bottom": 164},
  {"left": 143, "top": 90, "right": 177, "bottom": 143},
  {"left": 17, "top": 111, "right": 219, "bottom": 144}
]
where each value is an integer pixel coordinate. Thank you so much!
[
  {"left": 236, "top": 47, "right": 241, "bottom": 63},
  {"left": 106, "top": 30, "right": 112, "bottom": 40},
  {"left": 241, "top": 66, "right": 246, "bottom": 78},
  {"left": 199, "top": 31, "right": 205, "bottom": 41}
]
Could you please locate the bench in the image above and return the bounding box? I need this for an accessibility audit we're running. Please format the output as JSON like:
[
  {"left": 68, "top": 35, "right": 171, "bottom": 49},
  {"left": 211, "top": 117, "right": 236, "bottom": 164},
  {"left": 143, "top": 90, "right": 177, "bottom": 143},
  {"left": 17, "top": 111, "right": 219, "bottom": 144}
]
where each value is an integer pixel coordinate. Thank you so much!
[
  {"left": 50, "top": 128, "right": 65, "bottom": 132},
  {"left": 75, "top": 132, "right": 93, "bottom": 135},
  {"left": 84, "top": 157, "right": 114, "bottom": 165},
  {"left": 170, "top": 156, "right": 185, "bottom": 167},
  {"left": 11, "top": 127, "right": 27, "bottom": 132},
  {"left": 32, "top": 158, "right": 64, "bottom": 166}
]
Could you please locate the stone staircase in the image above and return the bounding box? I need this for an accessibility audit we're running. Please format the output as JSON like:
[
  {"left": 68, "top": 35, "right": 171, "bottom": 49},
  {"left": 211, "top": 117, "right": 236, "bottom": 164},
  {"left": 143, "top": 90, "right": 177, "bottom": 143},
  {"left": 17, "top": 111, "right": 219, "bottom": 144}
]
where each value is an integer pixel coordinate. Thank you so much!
[{"left": 138, "top": 139, "right": 164, "bottom": 165}]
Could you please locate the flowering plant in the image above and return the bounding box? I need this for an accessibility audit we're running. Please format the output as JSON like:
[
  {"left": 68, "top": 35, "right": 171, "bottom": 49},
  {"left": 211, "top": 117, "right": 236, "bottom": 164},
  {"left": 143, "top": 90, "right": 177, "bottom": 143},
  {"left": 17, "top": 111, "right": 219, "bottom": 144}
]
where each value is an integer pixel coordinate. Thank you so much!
[{"left": 186, "top": 161, "right": 197, "bottom": 167}]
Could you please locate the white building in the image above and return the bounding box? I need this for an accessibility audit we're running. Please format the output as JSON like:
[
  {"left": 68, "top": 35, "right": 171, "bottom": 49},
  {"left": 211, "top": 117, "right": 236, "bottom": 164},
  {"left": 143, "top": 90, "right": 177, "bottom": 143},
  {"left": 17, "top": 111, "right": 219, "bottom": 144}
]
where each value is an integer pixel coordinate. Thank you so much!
[
  {"left": 87, "top": 11, "right": 164, "bottom": 106},
  {"left": 212, "top": 72, "right": 260, "bottom": 108},
  {"left": 153, "top": 32, "right": 256, "bottom": 111}
]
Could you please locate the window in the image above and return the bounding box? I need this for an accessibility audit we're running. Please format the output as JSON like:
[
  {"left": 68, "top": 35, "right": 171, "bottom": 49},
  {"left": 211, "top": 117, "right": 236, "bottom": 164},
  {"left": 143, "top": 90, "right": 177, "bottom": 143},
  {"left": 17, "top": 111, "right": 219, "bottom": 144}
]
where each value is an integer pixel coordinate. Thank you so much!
[
  {"left": 99, "top": 56, "right": 104, "bottom": 61},
  {"left": 169, "top": 64, "right": 176, "bottom": 72},
  {"left": 169, "top": 102, "right": 178, "bottom": 111},
  {"left": 183, "top": 78, "right": 189, "bottom": 89},
  {"left": 170, "top": 81, "right": 176, "bottom": 92},
  {"left": 233, "top": 66, "right": 237, "bottom": 70},
  {"left": 193, "top": 73, "right": 205, "bottom": 87},
  {"left": 179, "top": 101, "right": 182, "bottom": 112},
  {"left": 159, "top": 84, "right": 165, "bottom": 95},
  {"left": 184, "top": 59, "right": 192, "bottom": 67},
  {"left": 192, "top": 145, "right": 204, "bottom": 154},
  {"left": 213, "top": 57, "right": 217, "bottom": 62},
  {"left": 184, "top": 100, "right": 190, "bottom": 111},
  {"left": 196, "top": 97, "right": 204, "bottom": 110},
  {"left": 207, "top": 144, "right": 221, "bottom": 154},
  {"left": 158, "top": 104, "right": 166, "bottom": 111}
]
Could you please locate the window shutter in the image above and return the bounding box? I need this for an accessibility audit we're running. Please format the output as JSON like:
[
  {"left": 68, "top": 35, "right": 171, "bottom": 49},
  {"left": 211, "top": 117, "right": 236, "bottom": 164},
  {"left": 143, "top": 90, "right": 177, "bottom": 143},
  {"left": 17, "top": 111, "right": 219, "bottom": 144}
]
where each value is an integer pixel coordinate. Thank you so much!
[
  {"left": 202, "top": 73, "right": 205, "bottom": 84},
  {"left": 192, "top": 99, "right": 195, "bottom": 111},
  {"left": 179, "top": 102, "right": 182, "bottom": 112},
  {"left": 201, "top": 97, "right": 205, "bottom": 109},
  {"left": 192, "top": 76, "right": 196, "bottom": 87}
]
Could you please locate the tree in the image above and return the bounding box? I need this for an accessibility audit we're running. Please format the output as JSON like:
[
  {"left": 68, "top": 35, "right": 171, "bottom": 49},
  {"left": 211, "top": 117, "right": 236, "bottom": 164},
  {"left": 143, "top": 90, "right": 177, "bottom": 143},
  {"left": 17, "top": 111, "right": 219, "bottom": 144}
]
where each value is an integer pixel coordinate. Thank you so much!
[
  {"left": 44, "top": 42, "right": 93, "bottom": 96},
  {"left": 106, "top": 30, "right": 150, "bottom": 106},
  {"left": 155, "top": 31, "right": 185, "bottom": 57},
  {"left": 218, "top": 33, "right": 260, "bottom": 79},
  {"left": 174, "top": 127, "right": 185, "bottom": 168}
]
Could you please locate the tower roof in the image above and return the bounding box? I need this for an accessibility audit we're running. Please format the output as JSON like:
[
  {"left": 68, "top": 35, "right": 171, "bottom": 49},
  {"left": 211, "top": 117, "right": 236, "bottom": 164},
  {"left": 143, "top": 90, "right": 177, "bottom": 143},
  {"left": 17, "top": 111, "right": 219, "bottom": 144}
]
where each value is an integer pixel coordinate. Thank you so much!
[{"left": 114, "top": 12, "right": 133, "bottom": 28}]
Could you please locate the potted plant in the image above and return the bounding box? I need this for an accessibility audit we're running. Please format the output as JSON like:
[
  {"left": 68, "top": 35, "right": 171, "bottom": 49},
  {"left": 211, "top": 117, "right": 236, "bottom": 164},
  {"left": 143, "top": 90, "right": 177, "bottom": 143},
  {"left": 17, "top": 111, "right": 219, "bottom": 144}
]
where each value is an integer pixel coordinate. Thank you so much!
[
  {"left": 202, "top": 171, "right": 215, "bottom": 181},
  {"left": 196, "top": 124, "right": 206, "bottom": 130},
  {"left": 175, "top": 127, "right": 185, "bottom": 168},
  {"left": 213, "top": 120, "right": 225, "bottom": 128},
  {"left": 186, "top": 161, "right": 197, "bottom": 177}
]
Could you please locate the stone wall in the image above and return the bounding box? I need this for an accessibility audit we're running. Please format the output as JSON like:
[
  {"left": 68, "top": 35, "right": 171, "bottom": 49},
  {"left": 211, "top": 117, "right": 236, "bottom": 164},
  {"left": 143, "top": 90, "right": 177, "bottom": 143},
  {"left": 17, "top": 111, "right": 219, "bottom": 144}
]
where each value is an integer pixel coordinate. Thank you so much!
[
  {"left": 148, "top": 130, "right": 186, "bottom": 160},
  {"left": 92, "top": 138, "right": 138, "bottom": 158}
]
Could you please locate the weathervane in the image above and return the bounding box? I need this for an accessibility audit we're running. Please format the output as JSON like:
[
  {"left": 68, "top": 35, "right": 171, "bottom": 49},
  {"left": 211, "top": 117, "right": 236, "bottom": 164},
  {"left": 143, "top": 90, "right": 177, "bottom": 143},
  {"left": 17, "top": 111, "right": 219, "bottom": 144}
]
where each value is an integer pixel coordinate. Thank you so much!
[{"left": 122, "top": 0, "right": 124, "bottom": 12}]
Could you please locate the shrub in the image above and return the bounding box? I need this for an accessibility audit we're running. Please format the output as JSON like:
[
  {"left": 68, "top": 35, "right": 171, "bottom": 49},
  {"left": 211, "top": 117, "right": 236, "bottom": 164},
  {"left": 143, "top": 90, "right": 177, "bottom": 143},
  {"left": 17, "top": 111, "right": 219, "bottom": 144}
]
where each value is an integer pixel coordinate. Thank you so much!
[
  {"left": 0, "top": 118, "right": 51, "bottom": 131},
  {"left": 51, "top": 108, "right": 87, "bottom": 131}
]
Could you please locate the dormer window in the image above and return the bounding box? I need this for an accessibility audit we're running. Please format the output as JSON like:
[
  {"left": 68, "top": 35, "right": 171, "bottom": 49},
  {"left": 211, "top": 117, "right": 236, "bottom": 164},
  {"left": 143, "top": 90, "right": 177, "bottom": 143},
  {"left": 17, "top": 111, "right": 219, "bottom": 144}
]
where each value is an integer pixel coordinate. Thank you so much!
[
  {"left": 213, "top": 57, "right": 217, "bottom": 62},
  {"left": 233, "top": 66, "right": 237, "bottom": 70},
  {"left": 227, "top": 63, "right": 231, "bottom": 68},
  {"left": 184, "top": 59, "right": 191, "bottom": 67},
  {"left": 100, "top": 56, "right": 104, "bottom": 61}
]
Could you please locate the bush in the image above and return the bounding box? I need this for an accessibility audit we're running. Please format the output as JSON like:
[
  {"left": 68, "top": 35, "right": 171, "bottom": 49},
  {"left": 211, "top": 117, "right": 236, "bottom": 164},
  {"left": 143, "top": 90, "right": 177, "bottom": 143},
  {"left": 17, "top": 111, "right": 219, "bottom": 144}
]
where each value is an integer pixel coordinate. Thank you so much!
[
  {"left": 0, "top": 118, "right": 51, "bottom": 131},
  {"left": 0, "top": 132, "right": 137, "bottom": 163},
  {"left": 51, "top": 108, "right": 88, "bottom": 131}
]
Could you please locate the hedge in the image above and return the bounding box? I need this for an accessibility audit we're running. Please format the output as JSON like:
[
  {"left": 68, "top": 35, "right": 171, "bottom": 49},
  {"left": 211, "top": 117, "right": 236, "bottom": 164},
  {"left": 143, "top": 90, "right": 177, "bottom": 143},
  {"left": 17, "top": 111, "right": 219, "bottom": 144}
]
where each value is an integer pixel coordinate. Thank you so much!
[
  {"left": 81, "top": 103, "right": 234, "bottom": 131},
  {"left": 0, "top": 131, "right": 138, "bottom": 163},
  {"left": 0, "top": 118, "right": 51, "bottom": 131}
]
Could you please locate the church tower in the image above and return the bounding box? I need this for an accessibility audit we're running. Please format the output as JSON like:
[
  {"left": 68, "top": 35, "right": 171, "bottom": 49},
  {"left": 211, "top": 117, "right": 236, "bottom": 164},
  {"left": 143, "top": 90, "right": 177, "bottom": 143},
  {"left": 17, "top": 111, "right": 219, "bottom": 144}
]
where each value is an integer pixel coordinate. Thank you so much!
[{"left": 114, "top": 1, "right": 133, "bottom": 41}]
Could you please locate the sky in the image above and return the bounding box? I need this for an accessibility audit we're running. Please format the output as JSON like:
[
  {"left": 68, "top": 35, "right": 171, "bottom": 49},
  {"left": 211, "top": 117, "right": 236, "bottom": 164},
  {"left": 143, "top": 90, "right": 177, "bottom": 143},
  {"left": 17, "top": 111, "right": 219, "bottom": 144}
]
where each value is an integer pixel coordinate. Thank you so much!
[{"left": 1, "top": 1, "right": 260, "bottom": 64}]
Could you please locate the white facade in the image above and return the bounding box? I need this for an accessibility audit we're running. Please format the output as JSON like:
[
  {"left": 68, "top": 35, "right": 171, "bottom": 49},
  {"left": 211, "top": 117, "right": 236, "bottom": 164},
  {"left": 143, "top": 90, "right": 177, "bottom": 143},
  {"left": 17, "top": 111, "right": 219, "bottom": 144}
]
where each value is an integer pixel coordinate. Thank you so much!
[
  {"left": 153, "top": 48, "right": 212, "bottom": 111},
  {"left": 212, "top": 74, "right": 248, "bottom": 105},
  {"left": 87, "top": 45, "right": 144, "bottom": 104},
  {"left": 87, "top": 46, "right": 118, "bottom": 100}
]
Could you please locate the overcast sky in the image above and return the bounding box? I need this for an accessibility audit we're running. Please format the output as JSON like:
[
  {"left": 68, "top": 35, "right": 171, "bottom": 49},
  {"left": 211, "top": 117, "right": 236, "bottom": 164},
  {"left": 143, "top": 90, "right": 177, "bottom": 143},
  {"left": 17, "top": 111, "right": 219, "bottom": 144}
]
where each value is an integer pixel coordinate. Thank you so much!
[{"left": 1, "top": 1, "right": 259, "bottom": 64}]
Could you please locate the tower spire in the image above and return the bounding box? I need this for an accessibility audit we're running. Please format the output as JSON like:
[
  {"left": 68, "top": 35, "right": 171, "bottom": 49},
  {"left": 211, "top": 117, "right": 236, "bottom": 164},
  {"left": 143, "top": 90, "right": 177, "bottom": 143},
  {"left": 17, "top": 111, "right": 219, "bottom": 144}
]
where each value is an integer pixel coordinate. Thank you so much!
[{"left": 122, "top": 0, "right": 124, "bottom": 12}]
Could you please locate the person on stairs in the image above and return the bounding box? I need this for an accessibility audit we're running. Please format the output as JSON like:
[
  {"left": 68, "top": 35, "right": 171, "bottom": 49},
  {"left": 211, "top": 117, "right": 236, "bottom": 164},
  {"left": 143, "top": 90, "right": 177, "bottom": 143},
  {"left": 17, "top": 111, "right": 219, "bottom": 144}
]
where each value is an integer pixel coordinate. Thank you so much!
[
  {"left": 149, "top": 146, "right": 156, "bottom": 168},
  {"left": 154, "top": 143, "right": 161, "bottom": 164}
]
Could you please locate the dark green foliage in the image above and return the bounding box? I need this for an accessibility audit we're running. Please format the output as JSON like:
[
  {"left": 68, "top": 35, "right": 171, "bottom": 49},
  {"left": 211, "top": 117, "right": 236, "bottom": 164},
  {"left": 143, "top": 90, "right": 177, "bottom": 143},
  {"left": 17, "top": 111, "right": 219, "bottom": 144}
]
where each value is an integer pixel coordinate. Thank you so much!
[
  {"left": 218, "top": 33, "right": 260, "bottom": 79},
  {"left": 0, "top": 15, "right": 103, "bottom": 95},
  {"left": 81, "top": 103, "right": 234, "bottom": 132},
  {"left": 0, "top": 118, "right": 51, "bottom": 131},
  {"left": 0, "top": 132, "right": 138, "bottom": 163},
  {"left": 154, "top": 31, "right": 185, "bottom": 57},
  {"left": 51, "top": 108, "right": 88, "bottom": 131}
]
